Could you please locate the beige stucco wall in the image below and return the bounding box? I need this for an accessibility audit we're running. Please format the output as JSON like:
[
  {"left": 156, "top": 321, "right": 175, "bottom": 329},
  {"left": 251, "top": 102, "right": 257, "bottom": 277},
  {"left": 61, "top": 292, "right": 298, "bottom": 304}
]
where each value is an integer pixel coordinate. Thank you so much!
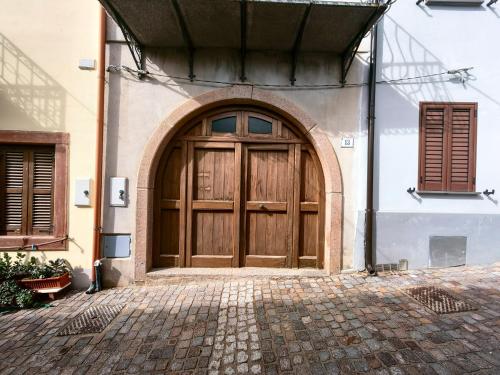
[
  {"left": 0, "top": 1, "right": 101, "bottom": 288},
  {"left": 103, "top": 31, "right": 371, "bottom": 284}
]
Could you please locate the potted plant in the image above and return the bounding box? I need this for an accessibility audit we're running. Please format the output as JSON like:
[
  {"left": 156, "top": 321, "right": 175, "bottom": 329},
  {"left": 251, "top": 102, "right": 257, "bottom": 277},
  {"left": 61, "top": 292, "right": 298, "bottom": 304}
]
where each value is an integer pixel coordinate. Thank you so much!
[
  {"left": 18, "top": 258, "right": 71, "bottom": 291},
  {"left": 0, "top": 253, "right": 36, "bottom": 308},
  {"left": 0, "top": 253, "right": 71, "bottom": 308}
]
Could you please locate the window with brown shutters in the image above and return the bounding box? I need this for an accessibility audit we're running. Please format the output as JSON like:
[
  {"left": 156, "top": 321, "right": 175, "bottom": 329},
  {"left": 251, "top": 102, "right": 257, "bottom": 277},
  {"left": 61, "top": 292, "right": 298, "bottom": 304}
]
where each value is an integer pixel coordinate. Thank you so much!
[
  {"left": 0, "top": 145, "right": 55, "bottom": 236},
  {"left": 418, "top": 102, "right": 477, "bottom": 192}
]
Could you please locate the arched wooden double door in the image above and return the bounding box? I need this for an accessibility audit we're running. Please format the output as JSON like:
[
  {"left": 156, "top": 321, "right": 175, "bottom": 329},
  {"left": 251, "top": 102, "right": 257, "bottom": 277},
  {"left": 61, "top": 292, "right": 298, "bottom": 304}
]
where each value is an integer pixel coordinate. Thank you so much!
[{"left": 154, "top": 107, "right": 324, "bottom": 268}]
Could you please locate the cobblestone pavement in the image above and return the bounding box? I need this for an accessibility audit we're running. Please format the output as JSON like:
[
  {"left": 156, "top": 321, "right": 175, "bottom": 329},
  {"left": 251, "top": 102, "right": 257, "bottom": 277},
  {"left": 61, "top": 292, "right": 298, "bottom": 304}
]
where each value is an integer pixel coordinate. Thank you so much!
[{"left": 1, "top": 264, "right": 500, "bottom": 375}]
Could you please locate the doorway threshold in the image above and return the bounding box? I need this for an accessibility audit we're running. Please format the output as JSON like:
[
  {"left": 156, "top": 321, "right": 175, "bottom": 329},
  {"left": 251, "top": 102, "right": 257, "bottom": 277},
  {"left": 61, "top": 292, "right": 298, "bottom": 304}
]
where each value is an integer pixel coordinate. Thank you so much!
[{"left": 145, "top": 267, "right": 327, "bottom": 283}]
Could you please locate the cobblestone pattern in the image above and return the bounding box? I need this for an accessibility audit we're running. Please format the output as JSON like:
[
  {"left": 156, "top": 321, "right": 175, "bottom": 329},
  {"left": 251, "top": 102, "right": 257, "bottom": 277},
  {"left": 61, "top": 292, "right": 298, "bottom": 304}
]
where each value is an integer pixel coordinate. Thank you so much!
[{"left": 0, "top": 264, "right": 499, "bottom": 374}]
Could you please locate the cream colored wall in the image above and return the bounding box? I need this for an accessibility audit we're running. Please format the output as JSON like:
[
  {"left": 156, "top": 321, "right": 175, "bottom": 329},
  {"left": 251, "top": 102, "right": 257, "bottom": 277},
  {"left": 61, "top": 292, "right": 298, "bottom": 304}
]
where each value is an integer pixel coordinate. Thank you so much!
[{"left": 0, "top": 0, "right": 101, "bottom": 287}]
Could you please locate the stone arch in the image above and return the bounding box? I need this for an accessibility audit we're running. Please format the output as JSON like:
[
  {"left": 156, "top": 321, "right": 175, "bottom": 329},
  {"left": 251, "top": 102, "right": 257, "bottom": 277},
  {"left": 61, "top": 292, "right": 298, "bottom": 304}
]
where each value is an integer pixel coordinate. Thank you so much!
[{"left": 135, "top": 85, "right": 343, "bottom": 280}]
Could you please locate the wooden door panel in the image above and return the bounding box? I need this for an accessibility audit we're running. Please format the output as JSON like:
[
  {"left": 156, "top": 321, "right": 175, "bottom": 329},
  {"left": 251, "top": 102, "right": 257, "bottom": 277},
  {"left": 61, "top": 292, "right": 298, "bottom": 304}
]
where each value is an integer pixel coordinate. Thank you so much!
[
  {"left": 187, "top": 143, "right": 239, "bottom": 267},
  {"left": 247, "top": 149, "right": 289, "bottom": 202},
  {"left": 243, "top": 146, "right": 293, "bottom": 267},
  {"left": 193, "top": 211, "right": 233, "bottom": 256},
  {"left": 156, "top": 145, "right": 184, "bottom": 267},
  {"left": 193, "top": 147, "right": 234, "bottom": 200},
  {"left": 158, "top": 210, "right": 180, "bottom": 267},
  {"left": 299, "top": 213, "right": 318, "bottom": 266},
  {"left": 301, "top": 150, "right": 320, "bottom": 202},
  {"left": 161, "top": 147, "right": 182, "bottom": 199},
  {"left": 246, "top": 212, "right": 288, "bottom": 256},
  {"left": 298, "top": 149, "right": 321, "bottom": 268}
]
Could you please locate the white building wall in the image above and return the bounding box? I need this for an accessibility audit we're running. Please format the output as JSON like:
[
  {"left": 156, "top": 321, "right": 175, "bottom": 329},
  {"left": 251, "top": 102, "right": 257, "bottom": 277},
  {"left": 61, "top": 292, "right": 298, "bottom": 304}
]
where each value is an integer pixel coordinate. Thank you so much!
[{"left": 375, "top": 1, "right": 500, "bottom": 268}]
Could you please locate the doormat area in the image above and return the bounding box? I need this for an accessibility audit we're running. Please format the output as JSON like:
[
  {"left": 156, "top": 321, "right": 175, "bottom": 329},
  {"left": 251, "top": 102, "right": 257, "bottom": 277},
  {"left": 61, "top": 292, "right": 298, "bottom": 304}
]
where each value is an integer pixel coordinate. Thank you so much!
[
  {"left": 57, "top": 304, "right": 125, "bottom": 336},
  {"left": 405, "top": 286, "right": 476, "bottom": 314}
]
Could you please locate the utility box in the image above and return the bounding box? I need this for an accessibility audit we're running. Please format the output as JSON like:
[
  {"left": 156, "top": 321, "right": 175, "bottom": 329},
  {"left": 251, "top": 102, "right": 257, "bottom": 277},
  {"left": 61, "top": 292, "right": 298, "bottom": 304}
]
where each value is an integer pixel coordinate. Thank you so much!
[
  {"left": 102, "top": 234, "right": 131, "bottom": 258},
  {"left": 110, "top": 177, "right": 128, "bottom": 207},
  {"left": 75, "top": 178, "right": 91, "bottom": 206}
]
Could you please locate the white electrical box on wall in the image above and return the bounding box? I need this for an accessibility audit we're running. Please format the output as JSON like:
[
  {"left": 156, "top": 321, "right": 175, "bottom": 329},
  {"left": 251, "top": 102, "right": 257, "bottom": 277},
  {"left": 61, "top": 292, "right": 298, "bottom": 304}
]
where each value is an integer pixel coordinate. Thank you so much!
[
  {"left": 110, "top": 177, "right": 128, "bottom": 207},
  {"left": 341, "top": 137, "right": 354, "bottom": 148},
  {"left": 78, "top": 59, "right": 96, "bottom": 70},
  {"left": 75, "top": 178, "right": 91, "bottom": 206}
]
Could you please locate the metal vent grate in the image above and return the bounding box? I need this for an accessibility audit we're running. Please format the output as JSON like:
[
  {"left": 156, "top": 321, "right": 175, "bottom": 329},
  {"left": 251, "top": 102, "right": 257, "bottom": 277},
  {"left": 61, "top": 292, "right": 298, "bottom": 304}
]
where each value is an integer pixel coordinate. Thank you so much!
[
  {"left": 375, "top": 263, "right": 399, "bottom": 272},
  {"left": 57, "top": 304, "right": 125, "bottom": 336},
  {"left": 406, "top": 286, "right": 476, "bottom": 314}
]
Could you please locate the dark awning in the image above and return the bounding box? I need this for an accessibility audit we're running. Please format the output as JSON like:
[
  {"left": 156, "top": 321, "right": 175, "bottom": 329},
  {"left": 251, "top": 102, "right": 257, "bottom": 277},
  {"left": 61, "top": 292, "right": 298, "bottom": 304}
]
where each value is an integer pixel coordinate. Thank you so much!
[{"left": 99, "top": 0, "right": 387, "bottom": 84}]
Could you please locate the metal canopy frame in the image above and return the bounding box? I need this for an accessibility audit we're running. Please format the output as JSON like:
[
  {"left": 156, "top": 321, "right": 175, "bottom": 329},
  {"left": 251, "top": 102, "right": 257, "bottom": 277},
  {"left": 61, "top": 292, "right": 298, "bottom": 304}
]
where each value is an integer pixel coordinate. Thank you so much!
[
  {"left": 340, "top": 4, "right": 387, "bottom": 85},
  {"left": 240, "top": 0, "right": 248, "bottom": 82},
  {"left": 171, "top": 0, "right": 196, "bottom": 81},
  {"left": 100, "top": 0, "right": 388, "bottom": 85},
  {"left": 99, "top": 0, "right": 146, "bottom": 78},
  {"left": 290, "top": 4, "right": 312, "bottom": 86}
]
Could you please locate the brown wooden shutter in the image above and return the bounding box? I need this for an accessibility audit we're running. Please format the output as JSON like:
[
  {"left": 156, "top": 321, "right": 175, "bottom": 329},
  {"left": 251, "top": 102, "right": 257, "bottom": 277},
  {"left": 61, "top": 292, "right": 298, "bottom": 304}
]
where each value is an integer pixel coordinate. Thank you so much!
[
  {"left": 1, "top": 145, "right": 55, "bottom": 236},
  {"left": 0, "top": 148, "right": 27, "bottom": 235},
  {"left": 447, "top": 104, "right": 477, "bottom": 192},
  {"left": 419, "top": 104, "right": 449, "bottom": 191},
  {"left": 29, "top": 148, "right": 55, "bottom": 235},
  {"left": 419, "top": 103, "right": 477, "bottom": 192}
]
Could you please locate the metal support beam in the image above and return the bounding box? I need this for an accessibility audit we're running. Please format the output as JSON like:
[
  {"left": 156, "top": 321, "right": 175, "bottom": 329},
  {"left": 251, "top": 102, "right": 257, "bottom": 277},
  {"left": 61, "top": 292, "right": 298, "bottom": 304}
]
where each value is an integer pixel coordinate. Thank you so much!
[
  {"left": 290, "top": 4, "right": 312, "bottom": 86},
  {"left": 171, "top": 0, "right": 195, "bottom": 81},
  {"left": 240, "top": 0, "right": 247, "bottom": 82},
  {"left": 340, "top": 4, "right": 387, "bottom": 85},
  {"left": 99, "top": 0, "right": 146, "bottom": 79}
]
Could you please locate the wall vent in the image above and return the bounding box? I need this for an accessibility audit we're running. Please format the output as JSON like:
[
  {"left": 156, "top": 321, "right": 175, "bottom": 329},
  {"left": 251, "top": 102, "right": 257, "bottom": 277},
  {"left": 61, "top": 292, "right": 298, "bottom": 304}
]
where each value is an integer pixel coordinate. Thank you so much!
[
  {"left": 429, "top": 236, "right": 466, "bottom": 268},
  {"left": 375, "top": 263, "right": 399, "bottom": 272},
  {"left": 425, "top": 0, "right": 484, "bottom": 5}
]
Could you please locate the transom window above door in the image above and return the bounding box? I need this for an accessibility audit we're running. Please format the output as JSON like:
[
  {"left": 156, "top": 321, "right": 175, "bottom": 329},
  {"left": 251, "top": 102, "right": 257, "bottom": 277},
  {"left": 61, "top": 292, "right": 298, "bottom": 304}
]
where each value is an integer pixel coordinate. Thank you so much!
[{"left": 181, "top": 108, "right": 300, "bottom": 141}]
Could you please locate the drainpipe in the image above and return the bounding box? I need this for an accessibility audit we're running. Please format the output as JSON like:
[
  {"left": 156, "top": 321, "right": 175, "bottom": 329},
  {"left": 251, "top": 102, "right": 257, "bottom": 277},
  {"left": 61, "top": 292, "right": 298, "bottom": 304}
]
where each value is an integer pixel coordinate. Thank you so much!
[
  {"left": 91, "top": 6, "right": 106, "bottom": 283},
  {"left": 365, "top": 23, "right": 378, "bottom": 275}
]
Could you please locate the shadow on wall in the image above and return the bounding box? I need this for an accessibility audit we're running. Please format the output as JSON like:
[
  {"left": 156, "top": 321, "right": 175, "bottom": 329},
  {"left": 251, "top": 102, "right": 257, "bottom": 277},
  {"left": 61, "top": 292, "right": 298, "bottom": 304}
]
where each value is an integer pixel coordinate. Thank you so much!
[
  {"left": 71, "top": 267, "right": 91, "bottom": 290},
  {"left": 378, "top": 16, "right": 453, "bottom": 112},
  {"left": 0, "top": 33, "right": 66, "bottom": 130},
  {"left": 379, "top": 16, "right": 500, "bottom": 113}
]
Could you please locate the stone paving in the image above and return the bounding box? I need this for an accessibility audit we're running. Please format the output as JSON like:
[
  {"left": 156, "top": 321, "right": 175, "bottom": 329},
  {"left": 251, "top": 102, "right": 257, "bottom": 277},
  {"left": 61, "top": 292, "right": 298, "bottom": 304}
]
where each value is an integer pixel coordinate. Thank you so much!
[{"left": 1, "top": 264, "right": 500, "bottom": 374}]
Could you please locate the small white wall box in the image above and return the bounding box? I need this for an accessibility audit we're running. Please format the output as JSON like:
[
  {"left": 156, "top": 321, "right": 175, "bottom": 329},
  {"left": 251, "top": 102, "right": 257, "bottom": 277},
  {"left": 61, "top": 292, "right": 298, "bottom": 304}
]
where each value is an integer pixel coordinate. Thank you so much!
[
  {"left": 110, "top": 177, "right": 128, "bottom": 207},
  {"left": 75, "top": 178, "right": 91, "bottom": 206},
  {"left": 78, "top": 59, "right": 96, "bottom": 70},
  {"left": 102, "top": 234, "right": 131, "bottom": 258},
  {"left": 341, "top": 137, "right": 354, "bottom": 148}
]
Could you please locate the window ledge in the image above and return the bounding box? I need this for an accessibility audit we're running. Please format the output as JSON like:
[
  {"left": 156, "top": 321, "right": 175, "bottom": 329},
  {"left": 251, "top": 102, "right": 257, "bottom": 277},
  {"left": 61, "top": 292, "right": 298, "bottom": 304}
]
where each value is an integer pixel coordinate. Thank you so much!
[{"left": 416, "top": 191, "right": 482, "bottom": 196}]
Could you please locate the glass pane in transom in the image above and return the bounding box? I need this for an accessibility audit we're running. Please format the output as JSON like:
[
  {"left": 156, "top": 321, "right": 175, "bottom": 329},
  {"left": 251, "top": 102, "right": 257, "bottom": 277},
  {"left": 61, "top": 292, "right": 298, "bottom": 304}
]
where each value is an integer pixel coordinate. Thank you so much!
[
  {"left": 212, "top": 116, "right": 236, "bottom": 134},
  {"left": 248, "top": 117, "right": 272, "bottom": 134}
]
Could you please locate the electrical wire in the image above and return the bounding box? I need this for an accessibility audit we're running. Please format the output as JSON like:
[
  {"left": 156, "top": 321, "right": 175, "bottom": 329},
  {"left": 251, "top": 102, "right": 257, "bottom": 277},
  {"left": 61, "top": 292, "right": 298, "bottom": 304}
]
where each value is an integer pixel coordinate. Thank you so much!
[{"left": 107, "top": 64, "right": 473, "bottom": 90}]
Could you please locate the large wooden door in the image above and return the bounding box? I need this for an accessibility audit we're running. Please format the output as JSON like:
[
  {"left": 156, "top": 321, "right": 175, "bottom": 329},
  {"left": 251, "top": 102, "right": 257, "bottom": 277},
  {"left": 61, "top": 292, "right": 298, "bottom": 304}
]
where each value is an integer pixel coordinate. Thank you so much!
[
  {"left": 154, "top": 107, "right": 324, "bottom": 269},
  {"left": 242, "top": 144, "right": 295, "bottom": 267},
  {"left": 185, "top": 142, "right": 241, "bottom": 267}
]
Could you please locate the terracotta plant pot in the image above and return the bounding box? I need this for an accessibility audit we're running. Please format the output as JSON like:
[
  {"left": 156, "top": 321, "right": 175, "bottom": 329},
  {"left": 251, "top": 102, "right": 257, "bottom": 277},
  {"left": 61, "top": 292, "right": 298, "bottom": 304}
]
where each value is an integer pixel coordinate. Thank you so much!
[{"left": 18, "top": 273, "right": 71, "bottom": 290}]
